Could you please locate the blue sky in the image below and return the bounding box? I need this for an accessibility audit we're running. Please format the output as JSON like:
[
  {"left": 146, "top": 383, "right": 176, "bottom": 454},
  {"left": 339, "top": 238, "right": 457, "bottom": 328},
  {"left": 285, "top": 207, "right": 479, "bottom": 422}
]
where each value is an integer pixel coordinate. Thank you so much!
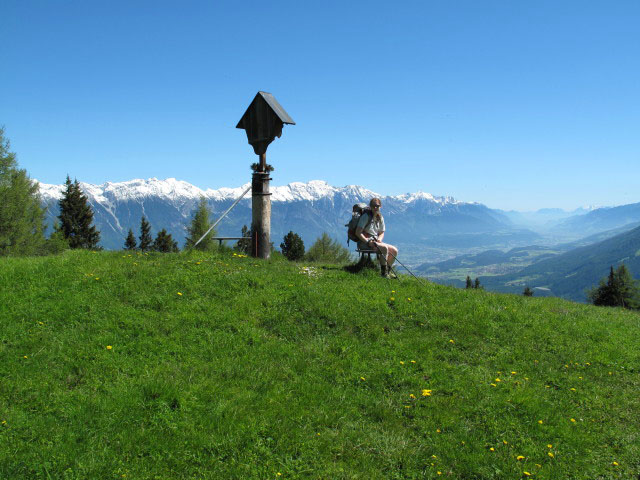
[{"left": 2, "top": 0, "right": 639, "bottom": 211}]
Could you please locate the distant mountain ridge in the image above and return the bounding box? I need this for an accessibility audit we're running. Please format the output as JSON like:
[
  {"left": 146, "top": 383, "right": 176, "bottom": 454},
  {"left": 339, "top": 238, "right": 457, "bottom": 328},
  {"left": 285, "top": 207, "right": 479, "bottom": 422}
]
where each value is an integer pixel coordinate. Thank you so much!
[{"left": 37, "top": 178, "right": 532, "bottom": 251}]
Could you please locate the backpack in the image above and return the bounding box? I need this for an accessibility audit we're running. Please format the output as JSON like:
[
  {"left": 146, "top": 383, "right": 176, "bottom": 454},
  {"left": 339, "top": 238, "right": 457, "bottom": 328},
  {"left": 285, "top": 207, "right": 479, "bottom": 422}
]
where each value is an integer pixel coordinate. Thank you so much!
[{"left": 346, "top": 203, "right": 372, "bottom": 245}]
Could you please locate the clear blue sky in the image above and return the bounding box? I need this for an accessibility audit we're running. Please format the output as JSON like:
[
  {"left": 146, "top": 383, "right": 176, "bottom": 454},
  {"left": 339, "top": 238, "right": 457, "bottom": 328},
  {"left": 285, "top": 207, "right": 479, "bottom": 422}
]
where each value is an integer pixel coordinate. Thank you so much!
[{"left": 2, "top": 0, "right": 639, "bottom": 211}]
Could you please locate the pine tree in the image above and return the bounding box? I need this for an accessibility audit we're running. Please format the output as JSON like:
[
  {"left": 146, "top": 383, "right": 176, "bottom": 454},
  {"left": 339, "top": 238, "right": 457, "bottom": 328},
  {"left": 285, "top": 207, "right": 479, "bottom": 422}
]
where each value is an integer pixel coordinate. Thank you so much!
[
  {"left": 139, "top": 216, "right": 152, "bottom": 252},
  {"left": 235, "top": 225, "right": 251, "bottom": 254},
  {"left": 589, "top": 264, "right": 639, "bottom": 309},
  {"left": 57, "top": 176, "right": 100, "bottom": 249},
  {"left": 523, "top": 286, "right": 534, "bottom": 297},
  {"left": 306, "top": 233, "right": 351, "bottom": 263},
  {"left": 280, "top": 231, "right": 305, "bottom": 261},
  {"left": 465, "top": 276, "right": 473, "bottom": 289},
  {"left": 474, "top": 278, "right": 482, "bottom": 289},
  {"left": 184, "top": 197, "right": 216, "bottom": 251},
  {"left": 124, "top": 229, "right": 136, "bottom": 250},
  {"left": 0, "top": 127, "right": 47, "bottom": 256},
  {"left": 153, "top": 228, "right": 179, "bottom": 253}
]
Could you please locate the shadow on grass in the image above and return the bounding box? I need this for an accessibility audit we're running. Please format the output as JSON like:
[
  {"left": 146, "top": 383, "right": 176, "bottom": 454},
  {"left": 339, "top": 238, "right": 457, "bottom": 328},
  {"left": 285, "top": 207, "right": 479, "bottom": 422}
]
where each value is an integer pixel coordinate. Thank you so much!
[{"left": 343, "top": 256, "right": 379, "bottom": 274}]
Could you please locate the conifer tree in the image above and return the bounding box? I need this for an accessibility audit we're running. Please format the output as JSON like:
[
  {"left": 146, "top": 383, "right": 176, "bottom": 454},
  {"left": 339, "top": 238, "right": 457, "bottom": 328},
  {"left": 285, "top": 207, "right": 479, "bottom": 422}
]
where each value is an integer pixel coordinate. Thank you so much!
[
  {"left": 184, "top": 197, "right": 216, "bottom": 251},
  {"left": 139, "top": 216, "right": 152, "bottom": 252},
  {"left": 124, "top": 229, "right": 136, "bottom": 250},
  {"left": 0, "top": 127, "right": 47, "bottom": 256},
  {"left": 588, "top": 264, "right": 639, "bottom": 309},
  {"left": 57, "top": 176, "right": 100, "bottom": 249},
  {"left": 474, "top": 278, "right": 482, "bottom": 289},
  {"left": 465, "top": 276, "right": 473, "bottom": 289},
  {"left": 235, "top": 225, "right": 251, "bottom": 254},
  {"left": 306, "top": 232, "right": 351, "bottom": 263},
  {"left": 523, "top": 286, "right": 534, "bottom": 297},
  {"left": 153, "top": 228, "right": 179, "bottom": 253},
  {"left": 280, "top": 231, "right": 305, "bottom": 261}
]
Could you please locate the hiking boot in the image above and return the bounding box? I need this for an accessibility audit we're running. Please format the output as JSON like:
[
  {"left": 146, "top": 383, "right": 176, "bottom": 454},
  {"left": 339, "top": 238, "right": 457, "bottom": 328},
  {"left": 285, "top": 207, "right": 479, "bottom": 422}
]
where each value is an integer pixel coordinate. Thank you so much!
[
  {"left": 388, "top": 268, "right": 398, "bottom": 279},
  {"left": 380, "top": 265, "right": 390, "bottom": 278}
]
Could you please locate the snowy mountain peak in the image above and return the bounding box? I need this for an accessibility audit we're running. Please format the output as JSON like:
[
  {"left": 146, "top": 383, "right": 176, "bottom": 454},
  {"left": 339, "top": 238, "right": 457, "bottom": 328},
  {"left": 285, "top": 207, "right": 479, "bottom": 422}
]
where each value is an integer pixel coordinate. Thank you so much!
[{"left": 37, "top": 178, "right": 455, "bottom": 206}]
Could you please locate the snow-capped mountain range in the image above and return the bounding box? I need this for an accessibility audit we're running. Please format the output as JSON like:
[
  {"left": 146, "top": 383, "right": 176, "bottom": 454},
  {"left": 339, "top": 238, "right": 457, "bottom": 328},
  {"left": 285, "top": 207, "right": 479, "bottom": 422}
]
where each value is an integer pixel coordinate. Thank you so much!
[{"left": 37, "top": 177, "right": 531, "bottom": 251}]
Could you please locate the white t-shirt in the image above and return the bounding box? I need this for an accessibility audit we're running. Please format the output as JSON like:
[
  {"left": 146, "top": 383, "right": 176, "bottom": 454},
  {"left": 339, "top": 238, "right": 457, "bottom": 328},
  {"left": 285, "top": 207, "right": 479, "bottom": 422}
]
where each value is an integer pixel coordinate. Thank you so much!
[{"left": 357, "top": 212, "right": 385, "bottom": 239}]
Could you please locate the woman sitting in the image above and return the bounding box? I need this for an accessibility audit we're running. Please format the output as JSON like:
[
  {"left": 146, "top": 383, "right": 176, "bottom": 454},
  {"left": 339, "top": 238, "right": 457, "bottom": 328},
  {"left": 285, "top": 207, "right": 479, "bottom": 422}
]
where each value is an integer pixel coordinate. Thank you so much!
[{"left": 355, "top": 197, "right": 399, "bottom": 279}]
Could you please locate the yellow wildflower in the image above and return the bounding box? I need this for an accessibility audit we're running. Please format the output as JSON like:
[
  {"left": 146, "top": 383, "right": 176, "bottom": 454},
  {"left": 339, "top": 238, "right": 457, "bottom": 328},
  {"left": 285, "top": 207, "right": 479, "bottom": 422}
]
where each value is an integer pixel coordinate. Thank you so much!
[
  {"left": 410, "top": 360, "right": 416, "bottom": 363},
  {"left": 23, "top": 355, "right": 28, "bottom": 359},
  {"left": 490, "top": 383, "right": 497, "bottom": 387},
  {"left": 177, "top": 292, "right": 183, "bottom": 296},
  {"left": 495, "top": 378, "right": 501, "bottom": 382},
  {"left": 570, "top": 418, "right": 576, "bottom": 423},
  {"left": 538, "top": 420, "right": 543, "bottom": 424},
  {"left": 523, "top": 472, "right": 531, "bottom": 477},
  {"left": 360, "top": 377, "right": 366, "bottom": 381},
  {"left": 436, "top": 428, "right": 441, "bottom": 433},
  {"left": 548, "top": 452, "right": 554, "bottom": 458},
  {"left": 511, "top": 371, "right": 517, "bottom": 375},
  {"left": 400, "top": 361, "right": 405, "bottom": 365},
  {"left": 422, "top": 389, "right": 432, "bottom": 396},
  {"left": 449, "top": 339, "right": 455, "bottom": 343},
  {"left": 613, "top": 461, "right": 619, "bottom": 466},
  {"left": 409, "top": 394, "right": 416, "bottom": 399},
  {"left": 106, "top": 345, "right": 113, "bottom": 350},
  {"left": 547, "top": 444, "right": 552, "bottom": 448},
  {"left": 503, "top": 440, "right": 508, "bottom": 445},
  {"left": 517, "top": 455, "right": 525, "bottom": 461},
  {"left": 489, "top": 447, "right": 495, "bottom": 452}
]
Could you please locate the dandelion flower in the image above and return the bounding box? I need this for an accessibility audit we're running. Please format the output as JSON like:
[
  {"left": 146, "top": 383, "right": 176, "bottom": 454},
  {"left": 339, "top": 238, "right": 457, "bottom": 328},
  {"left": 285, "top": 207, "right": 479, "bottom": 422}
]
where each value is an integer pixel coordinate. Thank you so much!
[
  {"left": 407, "top": 298, "right": 412, "bottom": 301},
  {"left": 511, "top": 371, "right": 517, "bottom": 375},
  {"left": 437, "top": 471, "right": 441, "bottom": 475},
  {"left": 538, "top": 420, "right": 543, "bottom": 424},
  {"left": 548, "top": 452, "right": 554, "bottom": 458},
  {"left": 422, "top": 389, "right": 432, "bottom": 396},
  {"left": 23, "top": 355, "right": 28, "bottom": 359},
  {"left": 503, "top": 440, "right": 508, "bottom": 445},
  {"left": 409, "top": 394, "right": 416, "bottom": 399},
  {"left": 410, "top": 360, "right": 416, "bottom": 364},
  {"left": 391, "top": 290, "right": 395, "bottom": 293},
  {"left": 570, "top": 388, "right": 576, "bottom": 391},
  {"left": 489, "top": 447, "right": 495, "bottom": 452},
  {"left": 106, "top": 345, "right": 113, "bottom": 350},
  {"left": 570, "top": 418, "right": 576, "bottom": 423},
  {"left": 177, "top": 292, "right": 183, "bottom": 296},
  {"left": 360, "top": 377, "right": 366, "bottom": 381},
  {"left": 449, "top": 339, "right": 455, "bottom": 343},
  {"left": 517, "top": 455, "right": 525, "bottom": 461},
  {"left": 495, "top": 378, "right": 501, "bottom": 382},
  {"left": 523, "top": 472, "right": 531, "bottom": 477},
  {"left": 547, "top": 444, "right": 552, "bottom": 448},
  {"left": 405, "top": 406, "right": 411, "bottom": 409},
  {"left": 432, "top": 455, "right": 437, "bottom": 459},
  {"left": 490, "top": 383, "right": 497, "bottom": 387},
  {"left": 612, "top": 461, "right": 619, "bottom": 466},
  {"left": 400, "top": 361, "right": 405, "bottom": 365},
  {"left": 436, "top": 428, "right": 441, "bottom": 433}
]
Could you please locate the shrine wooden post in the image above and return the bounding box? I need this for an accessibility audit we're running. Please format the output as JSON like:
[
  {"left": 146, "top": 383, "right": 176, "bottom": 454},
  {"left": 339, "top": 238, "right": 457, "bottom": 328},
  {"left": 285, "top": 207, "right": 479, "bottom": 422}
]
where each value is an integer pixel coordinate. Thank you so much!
[{"left": 236, "top": 92, "right": 295, "bottom": 259}]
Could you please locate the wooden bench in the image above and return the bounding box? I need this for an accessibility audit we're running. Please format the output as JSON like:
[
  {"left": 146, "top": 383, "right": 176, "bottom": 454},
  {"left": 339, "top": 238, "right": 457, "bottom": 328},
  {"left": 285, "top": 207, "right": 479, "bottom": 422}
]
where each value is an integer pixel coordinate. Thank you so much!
[{"left": 356, "top": 248, "right": 379, "bottom": 263}]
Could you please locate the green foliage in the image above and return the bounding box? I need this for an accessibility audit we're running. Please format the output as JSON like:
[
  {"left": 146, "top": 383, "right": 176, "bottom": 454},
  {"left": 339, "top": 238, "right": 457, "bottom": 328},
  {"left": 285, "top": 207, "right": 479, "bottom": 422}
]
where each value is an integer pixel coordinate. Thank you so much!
[
  {"left": 306, "top": 232, "right": 352, "bottom": 263},
  {"left": 0, "top": 250, "right": 639, "bottom": 478},
  {"left": 0, "top": 127, "right": 46, "bottom": 256},
  {"left": 184, "top": 197, "right": 216, "bottom": 251},
  {"left": 153, "top": 228, "right": 179, "bottom": 253},
  {"left": 465, "top": 275, "right": 473, "bottom": 289},
  {"left": 57, "top": 175, "right": 100, "bottom": 249},
  {"left": 523, "top": 286, "right": 534, "bottom": 296},
  {"left": 235, "top": 225, "right": 251, "bottom": 254},
  {"left": 280, "top": 230, "right": 305, "bottom": 261},
  {"left": 474, "top": 277, "right": 482, "bottom": 289},
  {"left": 124, "top": 229, "right": 136, "bottom": 250},
  {"left": 588, "top": 264, "right": 640, "bottom": 309},
  {"left": 138, "top": 216, "right": 152, "bottom": 252}
]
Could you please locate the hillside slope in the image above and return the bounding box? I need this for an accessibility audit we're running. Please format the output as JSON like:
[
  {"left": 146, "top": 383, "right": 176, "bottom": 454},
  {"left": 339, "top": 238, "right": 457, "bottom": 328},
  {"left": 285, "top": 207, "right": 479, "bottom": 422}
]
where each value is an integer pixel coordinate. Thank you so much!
[
  {"left": 1, "top": 251, "right": 638, "bottom": 479},
  {"left": 479, "top": 225, "right": 640, "bottom": 301}
]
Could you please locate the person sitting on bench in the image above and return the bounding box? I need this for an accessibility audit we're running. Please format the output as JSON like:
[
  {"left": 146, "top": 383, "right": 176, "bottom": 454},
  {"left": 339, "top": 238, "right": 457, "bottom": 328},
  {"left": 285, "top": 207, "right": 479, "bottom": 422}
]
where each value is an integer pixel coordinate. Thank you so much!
[{"left": 355, "top": 198, "right": 398, "bottom": 279}]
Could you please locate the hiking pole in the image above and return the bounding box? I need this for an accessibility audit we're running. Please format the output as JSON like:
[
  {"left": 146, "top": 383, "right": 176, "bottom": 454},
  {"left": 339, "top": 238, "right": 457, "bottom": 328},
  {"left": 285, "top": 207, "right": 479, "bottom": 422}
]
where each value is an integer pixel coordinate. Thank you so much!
[{"left": 371, "top": 241, "right": 429, "bottom": 287}]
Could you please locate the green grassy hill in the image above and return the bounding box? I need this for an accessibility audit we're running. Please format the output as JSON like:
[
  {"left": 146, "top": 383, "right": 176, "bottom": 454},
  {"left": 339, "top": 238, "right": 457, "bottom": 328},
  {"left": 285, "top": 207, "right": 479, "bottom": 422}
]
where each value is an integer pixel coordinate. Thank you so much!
[{"left": 1, "top": 250, "right": 639, "bottom": 479}]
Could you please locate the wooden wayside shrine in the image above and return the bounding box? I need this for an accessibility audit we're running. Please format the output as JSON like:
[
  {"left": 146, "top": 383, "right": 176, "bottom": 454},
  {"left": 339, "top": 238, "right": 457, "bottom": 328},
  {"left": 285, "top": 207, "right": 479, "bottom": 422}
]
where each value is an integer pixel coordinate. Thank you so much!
[{"left": 236, "top": 92, "right": 295, "bottom": 259}]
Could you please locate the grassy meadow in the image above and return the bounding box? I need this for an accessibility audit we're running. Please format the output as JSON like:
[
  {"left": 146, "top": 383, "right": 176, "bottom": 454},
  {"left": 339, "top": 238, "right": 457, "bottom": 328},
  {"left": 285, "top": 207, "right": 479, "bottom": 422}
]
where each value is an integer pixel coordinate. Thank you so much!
[{"left": 1, "top": 250, "right": 639, "bottom": 479}]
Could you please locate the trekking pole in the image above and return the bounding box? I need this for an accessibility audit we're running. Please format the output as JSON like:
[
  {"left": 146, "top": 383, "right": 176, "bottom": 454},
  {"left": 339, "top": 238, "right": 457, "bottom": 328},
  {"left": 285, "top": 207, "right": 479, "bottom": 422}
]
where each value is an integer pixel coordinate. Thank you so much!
[{"left": 371, "top": 241, "right": 429, "bottom": 287}]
